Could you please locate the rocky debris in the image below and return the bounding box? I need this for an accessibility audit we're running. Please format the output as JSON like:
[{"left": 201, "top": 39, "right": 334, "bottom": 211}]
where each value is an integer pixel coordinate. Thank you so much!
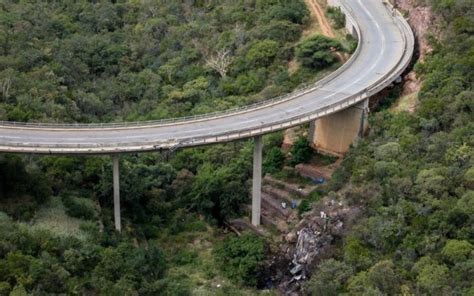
[
  {"left": 286, "top": 232, "right": 298, "bottom": 243},
  {"left": 266, "top": 197, "right": 362, "bottom": 294},
  {"left": 277, "top": 220, "right": 289, "bottom": 233},
  {"left": 263, "top": 185, "right": 295, "bottom": 205},
  {"left": 260, "top": 204, "right": 291, "bottom": 231}
]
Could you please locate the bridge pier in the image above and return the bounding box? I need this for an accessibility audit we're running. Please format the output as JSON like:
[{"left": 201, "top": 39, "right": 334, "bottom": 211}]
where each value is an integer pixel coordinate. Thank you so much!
[
  {"left": 112, "top": 155, "right": 121, "bottom": 232},
  {"left": 310, "top": 99, "right": 369, "bottom": 155},
  {"left": 252, "top": 136, "right": 263, "bottom": 226}
]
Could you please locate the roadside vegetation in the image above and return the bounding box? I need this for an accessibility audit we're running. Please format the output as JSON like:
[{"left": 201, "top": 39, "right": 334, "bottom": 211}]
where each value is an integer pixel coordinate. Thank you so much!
[
  {"left": 0, "top": 0, "right": 349, "bottom": 293},
  {"left": 0, "top": 0, "right": 471, "bottom": 295},
  {"left": 0, "top": 0, "right": 349, "bottom": 124},
  {"left": 305, "top": 0, "right": 474, "bottom": 294}
]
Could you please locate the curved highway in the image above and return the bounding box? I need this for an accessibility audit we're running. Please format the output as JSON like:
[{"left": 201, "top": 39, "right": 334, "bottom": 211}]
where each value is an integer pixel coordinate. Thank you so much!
[{"left": 0, "top": 0, "right": 414, "bottom": 154}]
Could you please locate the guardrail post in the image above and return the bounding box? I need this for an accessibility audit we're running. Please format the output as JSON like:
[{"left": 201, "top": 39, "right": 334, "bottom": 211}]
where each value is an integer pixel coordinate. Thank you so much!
[
  {"left": 112, "top": 155, "right": 121, "bottom": 232},
  {"left": 252, "top": 135, "right": 263, "bottom": 226}
]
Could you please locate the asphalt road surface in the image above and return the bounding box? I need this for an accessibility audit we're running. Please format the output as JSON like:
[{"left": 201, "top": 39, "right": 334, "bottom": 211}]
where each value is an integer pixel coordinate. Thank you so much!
[{"left": 0, "top": 0, "right": 414, "bottom": 154}]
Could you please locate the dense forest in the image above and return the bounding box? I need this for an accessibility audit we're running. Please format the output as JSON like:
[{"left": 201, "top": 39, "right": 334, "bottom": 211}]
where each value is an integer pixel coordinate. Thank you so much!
[
  {"left": 305, "top": 0, "right": 474, "bottom": 294},
  {"left": 0, "top": 0, "right": 349, "bottom": 123},
  {"left": 0, "top": 0, "right": 473, "bottom": 295},
  {"left": 0, "top": 0, "right": 342, "bottom": 294}
]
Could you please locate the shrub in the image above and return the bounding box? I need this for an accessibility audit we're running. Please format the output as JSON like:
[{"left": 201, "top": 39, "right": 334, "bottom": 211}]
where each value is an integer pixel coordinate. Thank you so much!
[
  {"left": 246, "top": 40, "right": 279, "bottom": 67},
  {"left": 464, "top": 167, "right": 474, "bottom": 189},
  {"left": 296, "top": 35, "right": 342, "bottom": 69},
  {"left": 345, "top": 34, "right": 358, "bottom": 53},
  {"left": 375, "top": 142, "right": 401, "bottom": 160},
  {"left": 305, "top": 259, "right": 353, "bottom": 295},
  {"left": 299, "top": 191, "right": 322, "bottom": 216},
  {"left": 173, "top": 249, "right": 198, "bottom": 266},
  {"left": 290, "top": 137, "right": 313, "bottom": 166},
  {"left": 327, "top": 7, "right": 346, "bottom": 29},
  {"left": 213, "top": 233, "right": 266, "bottom": 286},
  {"left": 298, "top": 199, "right": 312, "bottom": 216},
  {"left": 62, "top": 196, "right": 96, "bottom": 220},
  {"left": 263, "top": 147, "right": 286, "bottom": 174},
  {"left": 260, "top": 1, "right": 309, "bottom": 24},
  {"left": 442, "top": 240, "right": 473, "bottom": 264}
]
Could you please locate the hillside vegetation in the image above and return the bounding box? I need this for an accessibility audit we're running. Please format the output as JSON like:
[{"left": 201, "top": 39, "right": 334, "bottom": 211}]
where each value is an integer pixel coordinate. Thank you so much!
[
  {"left": 0, "top": 0, "right": 472, "bottom": 295},
  {"left": 306, "top": 0, "right": 474, "bottom": 294},
  {"left": 0, "top": 0, "right": 342, "bottom": 123},
  {"left": 0, "top": 0, "right": 350, "bottom": 294}
]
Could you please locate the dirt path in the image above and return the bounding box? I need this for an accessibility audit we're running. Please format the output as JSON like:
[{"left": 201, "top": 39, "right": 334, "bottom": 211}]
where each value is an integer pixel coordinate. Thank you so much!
[
  {"left": 288, "top": 0, "right": 337, "bottom": 74},
  {"left": 305, "top": 0, "right": 335, "bottom": 37},
  {"left": 305, "top": 0, "right": 347, "bottom": 62}
]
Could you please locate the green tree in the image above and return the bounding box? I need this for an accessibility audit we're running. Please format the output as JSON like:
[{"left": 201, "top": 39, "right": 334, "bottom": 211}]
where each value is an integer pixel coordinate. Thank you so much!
[
  {"left": 346, "top": 260, "right": 400, "bottom": 295},
  {"left": 413, "top": 257, "right": 451, "bottom": 295},
  {"left": 344, "top": 237, "right": 373, "bottom": 271},
  {"left": 441, "top": 240, "right": 473, "bottom": 264},
  {"left": 189, "top": 157, "right": 251, "bottom": 223},
  {"left": 296, "top": 35, "right": 342, "bottom": 69},
  {"left": 366, "top": 260, "right": 400, "bottom": 295},
  {"left": 246, "top": 40, "right": 279, "bottom": 67},
  {"left": 263, "top": 147, "right": 286, "bottom": 174},
  {"left": 290, "top": 137, "right": 313, "bottom": 166},
  {"left": 305, "top": 259, "right": 353, "bottom": 295},
  {"left": 213, "top": 233, "right": 266, "bottom": 286},
  {"left": 327, "top": 7, "right": 346, "bottom": 29},
  {"left": 464, "top": 167, "right": 474, "bottom": 189}
]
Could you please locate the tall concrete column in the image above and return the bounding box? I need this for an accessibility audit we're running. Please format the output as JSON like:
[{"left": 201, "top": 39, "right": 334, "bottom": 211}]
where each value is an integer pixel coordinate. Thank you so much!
[
  {"left": 252, "top": 136, "right": 263, "bottom": 226},
  {"left": 359, "top": 99, "right": 369, "bottom": 137},
  {"left": 310, "top": 99, "right": 369, "bottom": 155},
  {"left": 112, "top": 155, "right": 121, "bottom": 232},
  {"left": 308, "top": 121, "right": 316, "bottom": 144}
]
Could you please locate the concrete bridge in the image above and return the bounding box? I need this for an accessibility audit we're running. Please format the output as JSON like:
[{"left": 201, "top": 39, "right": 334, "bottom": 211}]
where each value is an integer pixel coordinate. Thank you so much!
[{"left": 0, "top": 0, "right": 414, "bottom": 231}]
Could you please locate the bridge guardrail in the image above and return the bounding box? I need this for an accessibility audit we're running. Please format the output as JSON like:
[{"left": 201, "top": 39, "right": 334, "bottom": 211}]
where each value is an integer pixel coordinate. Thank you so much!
[
  {"left": 151, "top": 1, "right": 415, "bottom": 150},
  {"left": 0, "top": 1, "right": 415, "bottom": 154},
  {"left": 0, "top": 1, "right": 365, "bottom": 131}
]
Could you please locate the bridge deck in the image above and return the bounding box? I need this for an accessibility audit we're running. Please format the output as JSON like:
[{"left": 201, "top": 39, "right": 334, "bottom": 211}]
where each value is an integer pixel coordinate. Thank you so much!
[{"left": 0, "top": 0, "right": 414, "bottom": 154}]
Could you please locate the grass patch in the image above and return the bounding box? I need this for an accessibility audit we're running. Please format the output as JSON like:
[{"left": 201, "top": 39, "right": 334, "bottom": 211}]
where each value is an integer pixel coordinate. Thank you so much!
[
  {"left": 391, "top": 91, "right": 419, "bottom": 113},
  {"left": 30, "top": 197, "right": 89, "bottom": 240},
  {"left": 153, "top": 215, "right": 266, "bottom": 295}
]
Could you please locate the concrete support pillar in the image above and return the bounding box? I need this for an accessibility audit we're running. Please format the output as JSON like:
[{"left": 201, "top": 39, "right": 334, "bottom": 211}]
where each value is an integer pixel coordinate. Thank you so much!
[
  {"left": 359, "top": 99, "right": 369, "bottom": 138},
  {"left": 112, "top": 155, "right": 121, "bottom": 232},
  {"left": 252, "top": 136, "right": 263, "bottom": 226},
  {"left": 310, "top": 99, "right": 369, "bottom": 155},
  {"left": 308, "top": 121, "right": 316, "bottom": 144}
]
